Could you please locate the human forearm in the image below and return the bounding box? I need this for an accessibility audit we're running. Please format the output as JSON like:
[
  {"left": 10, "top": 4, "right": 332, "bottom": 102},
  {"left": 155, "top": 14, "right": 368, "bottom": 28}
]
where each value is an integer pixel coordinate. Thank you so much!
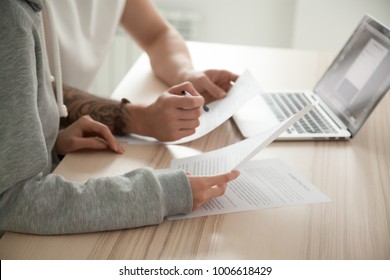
[
  {"left": 0, "top": 168, "right": 191, "bottom": 234},
  {"left": 120, "top": 0, "right": 193, "bottom": 86},
  {"left": 59, "top": 83, "right": 174, "bottom": 138},
  {"left": 58, "top": 83, "right": 204, "bottom": 141},
  {"left": 58, "top": 84, "right": 129, "bottom": 135},
  {"left": 146, "top": 28, "right": 194, "bottom": 86}
]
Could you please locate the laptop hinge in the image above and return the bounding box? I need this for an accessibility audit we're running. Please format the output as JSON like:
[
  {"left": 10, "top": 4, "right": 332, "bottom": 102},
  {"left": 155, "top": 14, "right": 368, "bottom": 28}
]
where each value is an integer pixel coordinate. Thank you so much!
[{"left": 308, "top": 94, "right": 349, "bottom": 131}]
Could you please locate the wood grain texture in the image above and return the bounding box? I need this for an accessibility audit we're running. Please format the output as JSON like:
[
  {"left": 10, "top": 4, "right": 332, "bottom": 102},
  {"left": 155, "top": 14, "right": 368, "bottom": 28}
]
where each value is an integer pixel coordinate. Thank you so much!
[{"left": 1, "top": 42, "right": 389, "bottom": 259}]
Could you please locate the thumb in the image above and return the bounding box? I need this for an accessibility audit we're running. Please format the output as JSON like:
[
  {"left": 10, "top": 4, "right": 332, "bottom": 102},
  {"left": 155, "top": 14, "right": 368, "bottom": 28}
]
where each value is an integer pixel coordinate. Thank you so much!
[{"left": 206, "top": 170, "right": 240, "bottom": 186}]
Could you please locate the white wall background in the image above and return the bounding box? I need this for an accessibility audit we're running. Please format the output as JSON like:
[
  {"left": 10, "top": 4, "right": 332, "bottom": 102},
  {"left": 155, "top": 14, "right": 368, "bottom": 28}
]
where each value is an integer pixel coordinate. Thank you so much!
[
  {"left": 156, "top": 0, "right": 390, "bottom": 51},
  {"left": 91, "top": 0, "right": 390, "bottom": 97},
  {"left": 156, "top": 0, "right": 296, "bottom": 48},
  {"left": 292, "top": 0, "right": 390, "bottom": 51}
]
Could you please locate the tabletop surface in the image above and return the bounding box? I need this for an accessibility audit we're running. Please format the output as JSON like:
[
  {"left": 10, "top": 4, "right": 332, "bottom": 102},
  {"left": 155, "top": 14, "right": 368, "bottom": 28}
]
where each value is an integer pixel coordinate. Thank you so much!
[{"left": 1, "top": 42, "right": 389, "bottom": 260}]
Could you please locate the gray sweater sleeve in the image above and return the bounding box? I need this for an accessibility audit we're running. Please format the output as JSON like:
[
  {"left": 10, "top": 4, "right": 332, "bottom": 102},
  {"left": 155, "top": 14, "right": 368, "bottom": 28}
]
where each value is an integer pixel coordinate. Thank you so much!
[
  {"left": 0, "top": 1, "right": 193, "bottom": 235},
  {"left": 0, "top": 168, "right": 192, "bottom": 235}
]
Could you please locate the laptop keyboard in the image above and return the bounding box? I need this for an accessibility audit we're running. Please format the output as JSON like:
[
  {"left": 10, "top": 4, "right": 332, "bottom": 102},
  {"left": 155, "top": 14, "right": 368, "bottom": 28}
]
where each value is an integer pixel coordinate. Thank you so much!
[{"left": 262, "top": 93, "right": 337, "bottom": 134}]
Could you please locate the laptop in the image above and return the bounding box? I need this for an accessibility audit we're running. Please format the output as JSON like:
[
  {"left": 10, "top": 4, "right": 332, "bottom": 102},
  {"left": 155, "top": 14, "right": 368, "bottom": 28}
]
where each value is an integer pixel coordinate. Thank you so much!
[{"left": 233, "top": 15, "right": 390, "bottom": 140}]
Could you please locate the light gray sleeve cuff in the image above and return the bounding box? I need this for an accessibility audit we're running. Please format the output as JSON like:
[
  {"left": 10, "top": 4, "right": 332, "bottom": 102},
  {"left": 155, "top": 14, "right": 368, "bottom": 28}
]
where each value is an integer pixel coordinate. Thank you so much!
[{"left": 157, "top": 169, "right": 193, "bottom": 217}]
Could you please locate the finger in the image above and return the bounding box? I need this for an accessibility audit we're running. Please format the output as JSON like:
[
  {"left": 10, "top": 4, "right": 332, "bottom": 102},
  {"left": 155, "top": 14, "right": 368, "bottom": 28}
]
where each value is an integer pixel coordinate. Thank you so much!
[
  {"left": 161, "top": 118, "right": 200, "bottom": 136},
  {"left": 162, "top": 92, "right": 204, "bottom": 110},
  {"left": 204, "top": 70, "right": 239, "bottom": 93},
  {"left": 177, "top": 95, "right": 205, "bottom": 109},
  {"left": 192, "top": 184, "right": 227, "bottom": 210},
  {"left": 168, "top": 82, "right": 202, "bottom": 97},
  {"left": 205, "top": 170, "right": 240, "bottom": 186},
  {"left": 195, "top": 183, "right": 229, "bottom": 210},
  {"left": 177, "top": 119, "right": 200, "bottom": 129},
  {"left": 208, "top": 183, "right": 228, "bottom": 198},
  {"left": 92, "top": 126, "right": 121, "bottom": 154},
  {"left": 224, "top": 74, "right": 239, "bottom": 91},
  {"left": 176, "top": 108, "right": 202, "bottom": 120},
  {"left": 201, "top": 78, "right": 226, "bottom": 99},
  {"left": 227, "top": 72, "right": 239, "bottom": 81},
  {"left": 71, "top": 137, "right": 108, "bottom": 151},
  {"left": 202, "top": 171, "right": 240, "bottom": 201},
  {"left": 81, "top": 117, "right": 122, "bottom": 153}
]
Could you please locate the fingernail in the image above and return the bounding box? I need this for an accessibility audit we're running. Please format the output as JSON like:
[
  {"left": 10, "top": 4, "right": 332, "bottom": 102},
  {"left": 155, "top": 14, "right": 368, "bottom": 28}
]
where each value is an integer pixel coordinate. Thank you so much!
[{"left": 117, "top": 144, "right": 124, "bottom": 154}]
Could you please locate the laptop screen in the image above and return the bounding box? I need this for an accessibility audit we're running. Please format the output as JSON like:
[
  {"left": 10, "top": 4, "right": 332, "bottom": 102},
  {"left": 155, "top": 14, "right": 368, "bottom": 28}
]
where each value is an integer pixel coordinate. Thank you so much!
[{"left": 314, "top": 15, "right": 390, "bottom": 136}]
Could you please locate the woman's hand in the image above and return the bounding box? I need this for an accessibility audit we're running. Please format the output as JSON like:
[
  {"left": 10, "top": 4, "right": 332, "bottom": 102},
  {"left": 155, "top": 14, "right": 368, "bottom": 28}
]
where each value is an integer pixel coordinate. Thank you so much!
[
  {"left": 56, "top": 115, "right": 124, "bottom": 155},
  {"left": 187, "top": 170, "right": 240, "bottom": 210}
]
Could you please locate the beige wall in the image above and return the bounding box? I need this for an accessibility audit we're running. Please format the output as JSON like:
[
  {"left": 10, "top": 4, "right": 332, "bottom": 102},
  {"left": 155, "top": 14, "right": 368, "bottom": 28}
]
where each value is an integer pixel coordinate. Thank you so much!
[
  {"left": 292, "top": 0, "right": 390, "bottom": 51},
  {"left": 155, "top": 0, "right": 296, "bottom": 48},
  {"left": 156, "top": 0, "right": 390, "bottom": 51},
  {"left": 91, "top": 0, "right": 390, "bottom": 97}
]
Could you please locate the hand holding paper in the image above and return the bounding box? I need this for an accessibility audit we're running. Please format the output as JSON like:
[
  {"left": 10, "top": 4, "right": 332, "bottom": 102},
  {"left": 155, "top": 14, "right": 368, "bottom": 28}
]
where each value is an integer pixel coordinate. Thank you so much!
[
  {"left": 122, "top": 69, "right": 262, "bottom": 144},
  {"left": 169, "top": 158, "right": 331, "bottom": 220},
  {"left": 165, "top": 70, "right": 262, "bottom": 144}
]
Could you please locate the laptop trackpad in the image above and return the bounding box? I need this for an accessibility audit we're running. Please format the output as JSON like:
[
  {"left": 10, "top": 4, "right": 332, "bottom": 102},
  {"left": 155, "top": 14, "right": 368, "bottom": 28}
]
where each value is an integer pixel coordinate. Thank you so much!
[{"left": 233, "top": 95, "right": 279, "bottom": 138}]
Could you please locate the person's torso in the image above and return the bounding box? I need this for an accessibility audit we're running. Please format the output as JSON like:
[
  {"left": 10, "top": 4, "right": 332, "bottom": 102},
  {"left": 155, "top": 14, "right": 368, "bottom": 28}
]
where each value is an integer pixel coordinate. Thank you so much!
[{"left": 49, "top": 0, "right": 126, "bottom": 90}]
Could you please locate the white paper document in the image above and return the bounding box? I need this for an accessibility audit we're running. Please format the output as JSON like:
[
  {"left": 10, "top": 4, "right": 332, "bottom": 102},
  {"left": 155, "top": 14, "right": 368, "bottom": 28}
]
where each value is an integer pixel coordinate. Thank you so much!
[
  {"left": 170, "top": 102, "right": 316, "bottom": 175},
  {"left": 168, "top": 158, "right": 331, "bottom": 220}
]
